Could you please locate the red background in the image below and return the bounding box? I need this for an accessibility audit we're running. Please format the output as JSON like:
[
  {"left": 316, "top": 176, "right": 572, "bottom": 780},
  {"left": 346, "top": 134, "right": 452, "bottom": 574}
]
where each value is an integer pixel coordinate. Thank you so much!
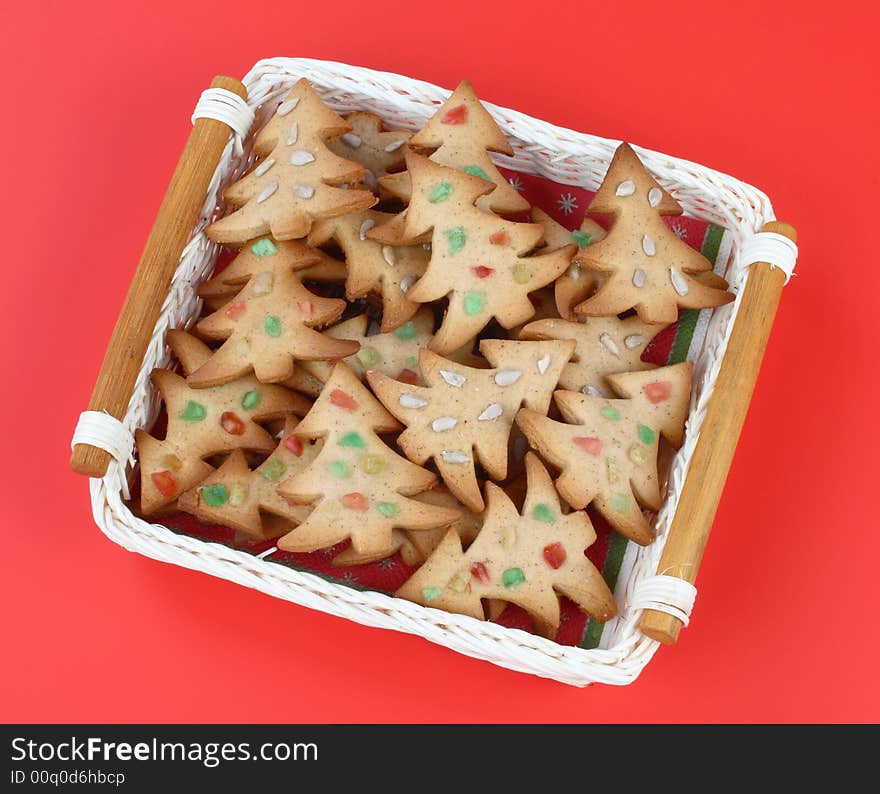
[{"left": 3, "top": 1, "right": 878, "bottom": 723}]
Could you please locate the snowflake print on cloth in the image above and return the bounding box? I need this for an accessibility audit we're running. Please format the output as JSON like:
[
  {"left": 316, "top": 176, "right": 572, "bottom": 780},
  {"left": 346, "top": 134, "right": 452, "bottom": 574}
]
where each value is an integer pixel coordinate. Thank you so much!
[
  {"left": 508, "top": 175, "right": 524, "bottom": 192},
  {"left": 672, "top": 223, "right": 688, "bottom": 240},
  {"left": 557, "top": 192, "right": 579, "bottom": 215}
]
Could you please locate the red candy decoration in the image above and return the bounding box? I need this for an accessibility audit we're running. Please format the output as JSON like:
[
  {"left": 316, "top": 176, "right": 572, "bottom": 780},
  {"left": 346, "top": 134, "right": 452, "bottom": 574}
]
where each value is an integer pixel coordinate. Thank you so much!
[
  {"left": 341, "top": 492, "right": 369, "bottom": 511},
  {"left": 151, "top": 470, "right": 178, "bottom": 498},
  {"left": 220, "top": 411, "right": 246, "bottom": 435},
  {"left": 441, "top": 104, "right": 467, "bottom": 125},
  {"left": 574, "top": 436, "right": 603, "bottom": 456},
  {"left": 284, "top": 435, "right": 304, "bottom": 457},
  {"left": 543, "top": 542, "right": 567, "bottom": 570},
  {"left": 471, "top": 561, "right": 490, "bottom": 584},
  {"left": 330, "top": 389, "right": 358, "bottom": 411},
  {"left": 489, "top": 229, "right": 509, "bottom": 245},
  {"left": 644, "top": 381, "right": 672, "bottom": 404},
  {"left": 298, "top": 301, "right": 313, "bottom": 319},
  {"left": 397, "top": 369, "right": 418, "bottom": 385},
  {"left": 471, "top": 266, "right": 495, "bottom": 279},
  {"left": 225, "top": 300, "right": 246, "bottom": 320}
]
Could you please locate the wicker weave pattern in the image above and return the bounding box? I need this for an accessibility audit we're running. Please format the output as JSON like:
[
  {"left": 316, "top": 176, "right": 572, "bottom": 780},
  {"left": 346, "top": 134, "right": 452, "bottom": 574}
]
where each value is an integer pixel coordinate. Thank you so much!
[{"left": 87, "top": 57, "right": 777, "bottom": 687}]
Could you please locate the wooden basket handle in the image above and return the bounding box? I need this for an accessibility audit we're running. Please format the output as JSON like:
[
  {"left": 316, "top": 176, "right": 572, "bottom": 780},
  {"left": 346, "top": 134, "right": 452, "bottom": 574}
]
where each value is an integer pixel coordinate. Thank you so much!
[
  {"left": 639, "top": 221, "right": 797, "bottom": 644},
  {"left": 70, "top": 75, "right": 247, "bottom": 478}
]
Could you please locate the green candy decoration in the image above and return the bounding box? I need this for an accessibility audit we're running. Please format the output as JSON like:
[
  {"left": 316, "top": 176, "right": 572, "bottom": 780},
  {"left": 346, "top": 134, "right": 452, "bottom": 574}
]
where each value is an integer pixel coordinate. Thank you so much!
[
  {"left": 376, "top": 501, "right": 399, "bottom": 518},
  {"left": 429, "top": 182, "right": 453, "bottom": 203},
  {"left": 445, "top": 226, "right": 467, "bottom": 255},
  {"left": 638, "top": 424, "right": 656, "bottom": 445},
  {"left": 264, "top": 315, "right": 282, "bottom": 337},
  {"left": 532, "top": 503, "right": 555, "bottom": 522},
  {"left": 463, "top": 164, "right": 491, "bottom": 181},
  {"left": 356, "top": 346, "right": 382, "bottom": 368},
  {"left": 260, "top": 459, "right": 287, "bottom": 482},
  {"left": 422, "top": 587, "right": 442, "bottom": 602},
  {"left": 251, "top": 238, "right": 277, "bottom": 257},
  {"left": 180, "top": 401, "right": 206, "bottom": 421},
  {"left": 327, "top": 460, "right": 351, "bottom": 478},
  {"left": 241, "top": 390, "right": 261, "bottom": 410},
  {"left": 394, "top": 321, "right": 417, "bottom": 340},
  {"left": 600, "top": 406, "right": 620, "bottom": 421},
  {"left": 502, "top": 568, "right": 526, "bottom": 588},
  {"left": 201, "top": 483, "right": 229, "bottom": 507},
  {"left": 571, "top": 230, "right": 592, "bottom": 248},
  {"left": 339, "top": 431, "right": 366, "bottom": 449},
  {"left": 611, "top": 492, "right": 630, "bottom": 513},
  {"left": 464, "top": 291, "right": 485, "bottom": 316}
]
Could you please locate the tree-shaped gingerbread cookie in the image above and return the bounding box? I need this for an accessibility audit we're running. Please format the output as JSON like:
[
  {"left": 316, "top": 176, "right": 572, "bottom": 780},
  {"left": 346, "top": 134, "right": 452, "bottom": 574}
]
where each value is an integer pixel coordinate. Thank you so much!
[
  {"left": 327, "top": 111, "right": 411, "bottom": 199},
  {"left": 275, "top": 363, "right": 461, "bottom": 559},
  {"left": 136, "top": 331, "right": 308, "bottom": 515},
  {"left": 370, "top": 151, "right": 574, "bottom": 354},
  {"left": 206, "top": 78, "right": 376, "bottom": 244},
  {"left": 198, "top": 237, "right": 345, "bottom": 301},
  {"left": 517, "top": 363, "right": 692, "bottom": 544},
  {"left": 396, "top": 453, "right": 616, "bottom": 636},
  {"left": 367, "top": 338, "right": 574, "bottom": 512},
  {"left": 187, "top": 265, "right": 360, "bottom": 387},
  {"left": 519, "top": 315, "right": 668, "bottom": 396},
  {"left": 308, "top": 209, "right": 429, "bottom": 332},
  {"left": 573, "top": 143, "right": 733, "bottom": 323},
  {"left": 177, "top": 417, "right": 322, "bottom": 542},
  {"left": 380, "top": 79, "right": 528, "bottom": 215}
]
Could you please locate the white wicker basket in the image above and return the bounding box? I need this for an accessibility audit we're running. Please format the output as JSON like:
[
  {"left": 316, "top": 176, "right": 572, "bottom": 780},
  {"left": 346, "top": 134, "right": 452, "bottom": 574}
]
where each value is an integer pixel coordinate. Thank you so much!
[{"left": 78, "top": 57, "right": 793, "bottom": 687}]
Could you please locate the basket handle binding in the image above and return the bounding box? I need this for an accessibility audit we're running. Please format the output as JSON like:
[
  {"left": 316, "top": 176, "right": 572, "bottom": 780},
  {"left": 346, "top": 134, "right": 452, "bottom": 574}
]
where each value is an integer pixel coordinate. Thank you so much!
[
  {"left": 639, "top": 221, "right": 798, "bottom": 644},
  {"left": 69, "top": 75, "right": 248, "bottom": 478}
]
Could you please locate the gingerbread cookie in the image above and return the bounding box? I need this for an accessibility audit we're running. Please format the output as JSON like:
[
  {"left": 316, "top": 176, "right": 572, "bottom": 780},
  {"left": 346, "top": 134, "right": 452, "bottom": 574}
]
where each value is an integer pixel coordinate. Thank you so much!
[
  {"left": 326, "top": 111, "right": 411, "bottom": 199},
  {"left": 367, "top": 338, "right": 574, "bottom": 512},
  {"left": 199, "top": 237, "right": 345, "bottom": 301},
  {"left": 136, "top": 331, "right": 307, "bottom": 515},
  {"left": 516, "top": 363, "right": 692, "bottom": 544},
  {"left": 396, "top": 453, "right": 616, "bottom": 636},
  {"left": 187, "top": 266, "right": 360, "bottom": 387},
  {"left": 573, "top": 143, "right": 733, "bottom": 323},
  {"left": 276, "top": 363, "right": 461, "bottom": 559},
  {"left": 381, "top": 80, "right": 528, "bottom": 215},
  {"left": 528, "top": 208, "right": 608, "bottom": 320},
  {"left": 300, "top": 308, "right": 483, "bottom": 386},
  {"left": 370, "top": 151, "right": 574, "bottom": 354},
  {"left": 519, "top": 316, "right": 667, "bottom": 397},
  {"left": 177, "top": 417, "right": 322, "bottom": 541},
  {"left": 206, "top": 78, "right": 376, "bottom": 244},
  {"left": 308, "top": 209, "right": 429, "bottom": 332}
]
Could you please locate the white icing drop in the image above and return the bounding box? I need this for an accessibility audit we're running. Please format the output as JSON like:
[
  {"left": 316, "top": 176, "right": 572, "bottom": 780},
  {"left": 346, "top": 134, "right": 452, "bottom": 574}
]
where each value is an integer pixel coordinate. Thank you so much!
[
  {"left": 277, "top": 97, "right": 299, "bottom": 116},
  {"left": 670, "top": 267, "right": 689, "bottom": 296},
  {"left": 567, "top": 263, "right": 580, "bottom": 280},
  {"left": 399, "top": 274, "right": 417, "bottom": 293},
  {"left": 341, "top": 132, "right": 362, "bottom": 148},
  {"left": 252, "top": 272, "right": 273, "bottom": 296},
  {"left": 440, "top": 370, "right": 465, "bottom": 388},
  {"left": 255, "top": 158, "right": 275, "bottom": 177},
  {"left": 293, "top": 184, "right": 314, "bottom": 199},
  {"left": 359, "top": 219, "right": 375, "bottom": 241},
  {"left": 363, "top": 169, "right": 377, "bottom": 189},
  {"left": 642, "top": 234, "right": 656, "bottom": 257},
  {"left": 399, "top": 393, "right": 427, "bottom": 409},
  {"left": 648, "top": 187, "right": 662, "bottom": 207},
  {"left": 537, "top": 354, "right": 551, "bottom": 375},
  {"left": 441, "top": 450, "right": 469, "bottom": 464},
  {"left": 382, "top": 245, "right": 396, "bottom": 266},
  {"left": 582, "top": 385, "right": 602, "bottom": 396},
  {"left": 384, "top": 139, "right": 406, "bottom": 153},
  {"left": 478, "top": 403, "right": 503, "bottom": 421},
  {"left": 599, "top": 332, "right": 620, "bottom": 358},
  {"left": 290, "top": 150, "right": 316, "bottom": 166},
  {"left": 615, "top": 180, "right": 635, "bottom": 196},
  {"left": 494, "top": 370, "right": 522, "bottom": 387},
  {"left": 257, "top": 182, "right": 279, "bottom": 203},
  {"left": 624, "top": 334, "right": 645, "bottom": 349},
  {"left": 432, "top": 416, "right": 458, "bottom": 432},
  {"left": 633, "top": 268, "right": 646, "bottom": 288},
  {"left": 286, "top": 123, "right": 299, "bottom": 146}
]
